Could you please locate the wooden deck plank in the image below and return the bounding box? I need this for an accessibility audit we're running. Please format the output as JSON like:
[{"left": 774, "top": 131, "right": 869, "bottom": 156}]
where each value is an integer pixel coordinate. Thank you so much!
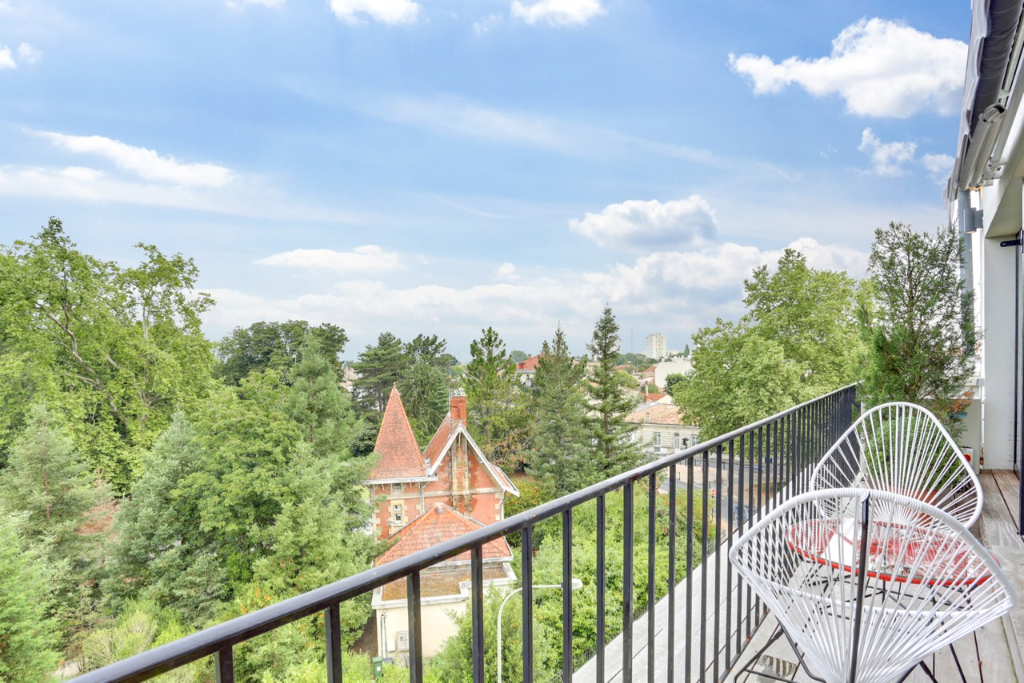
[{"left": 992, "top": 469, "right": 1021, "bottom": 531}]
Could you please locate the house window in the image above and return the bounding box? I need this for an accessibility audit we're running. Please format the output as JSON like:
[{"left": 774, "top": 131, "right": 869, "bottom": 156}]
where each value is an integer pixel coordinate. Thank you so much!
[
  {"left": 392, "top": 503, "right": 403, "bottom": 524},
  {"left": 391, "top": 482, "right": 403, "bottom": 494},
  {"left": 653, "top": 432, "right": 662, "bottom": 446},
  {"left": 674, "top": 433, "right": 681, "bottom": 448}
]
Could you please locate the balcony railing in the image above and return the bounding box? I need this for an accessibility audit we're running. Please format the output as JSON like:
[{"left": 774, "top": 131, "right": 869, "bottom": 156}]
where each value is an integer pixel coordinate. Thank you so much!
[{"left": 70, "top": 384, "right": 857, "bottom": 683}]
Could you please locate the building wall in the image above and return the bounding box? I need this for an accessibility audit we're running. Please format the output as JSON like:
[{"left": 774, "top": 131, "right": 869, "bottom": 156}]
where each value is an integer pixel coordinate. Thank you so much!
[
  {"left": 979, "top": 230, "right": 1019, "bottom": 469},
  {"left": 654, "top": 359, "right": 692, "bottom": 389},
  {"left": 376, "top": 599, "right": 467, "bottom": 660},
  {"left": 632, "top": 421, "right": 700, "bottom": 458}
]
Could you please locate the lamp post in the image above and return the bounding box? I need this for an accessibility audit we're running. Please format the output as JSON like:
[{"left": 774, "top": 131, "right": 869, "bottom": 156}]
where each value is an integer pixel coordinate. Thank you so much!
[{"left": 496, "top": 578, "right": 583, "bottom": 683}]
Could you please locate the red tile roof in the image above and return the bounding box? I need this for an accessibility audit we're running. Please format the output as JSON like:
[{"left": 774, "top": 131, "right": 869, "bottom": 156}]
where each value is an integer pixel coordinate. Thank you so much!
[
  {"left": 625, "top": 403, "right": 690, "bottom": 426},
  {"left": 422, "top": 415, "right": 457, "bottom": 469},
  {"left": 367, "top": 386, "right": 427, "bottom": 481},
  {"left": 516, "top": 355, "right": 542, "bottom": 372},
  {"left": 375, "top": 503, "right": 513, "bottom": 567},
  {"left": 644, "top": 392, "right": 667, "bottom": 403}
]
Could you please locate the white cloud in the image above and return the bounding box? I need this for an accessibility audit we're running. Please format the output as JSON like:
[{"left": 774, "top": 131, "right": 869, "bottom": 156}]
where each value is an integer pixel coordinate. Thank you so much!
[
  {"left": 858, "top": 128, "right": 916, "bottom": 176},
  {"left": 37, "top": 131, "right": 233, "bottom": 187},
  {"left": 255, "top": 246, "right": 403, "bottom": 273},
  {"left": 729, "top": 18, "right": 966, "bottom": 118},
  {"left": 473, "top": 12, "right": 503, "bottom": 34},
  {"left": 16, "top": 42, "right": 40, "bottom": 64},
  {"left": 511, "top": 0, "right": 604, "bottom": 26},
  {"left": 329, "top": 0, "right": 419, "bottom": 24},
  {"left": 0, "top": 44, "right": 15, "bottom": 69},
  {"left": 922, "top": 152, "right": 954, "bottom": 178},
  {"left": 204, "top": 237, "right": 869, "bottom": 354},
  {"left": 495, "top": 262, "right": 519, "bottom": 281},
  {"left": 569, "top": 196, "right": 718, "bottom": 250}
]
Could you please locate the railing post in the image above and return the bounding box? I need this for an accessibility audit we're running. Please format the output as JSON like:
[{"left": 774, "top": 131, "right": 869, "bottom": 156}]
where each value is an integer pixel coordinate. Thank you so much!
[
  {"left": 647, "top": 473, "right": 657, "bottom": 683},
  {"left": 522, "top": 525, "right": 534, "bottom": 683},
  {"left": 596, "top": 495, "right": 606, "bottom": 683},
  {"left": 407, "top": 572, "right": 423, "bottom": 683},
  {"left": 623, "top": 480, "right": 635, "bottom": 683},
  {"left": 667, "top": 465, "right": 677, "bottom": 683},
  {"left": 471, "top": 546, "right": 484, "bottom": 682},
  {"left": 325, "top": 604, "right": 342, "bottom": 683},
  {"left": 562, "top": 509, "right": 573, "bottom": 682},
  {"left": 215, "top": 646, "right": 234, "bottom": 683}
]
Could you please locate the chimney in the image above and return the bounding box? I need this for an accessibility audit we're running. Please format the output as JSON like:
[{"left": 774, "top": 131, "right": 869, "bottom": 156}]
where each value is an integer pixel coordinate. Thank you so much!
[{"left": 450, "top": 395, "right": 467, "bottom": 424}]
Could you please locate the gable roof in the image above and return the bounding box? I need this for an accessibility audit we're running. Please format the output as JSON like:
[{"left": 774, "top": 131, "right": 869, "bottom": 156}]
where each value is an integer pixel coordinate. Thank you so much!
[
  {"left": 375, "top": 503, "right": 513, "bottom": 567},
  {"left": 423, "top": 417, "right": 520, "bottom": 497},
  {"left": 367, "top": 386, "right": 428, "bottom": 481},
  {"left": 625, "top": 403, "right": 692, "bottom": 427},
  {"left": 516, "top": 354, "right": 542, "bottom": 372}
]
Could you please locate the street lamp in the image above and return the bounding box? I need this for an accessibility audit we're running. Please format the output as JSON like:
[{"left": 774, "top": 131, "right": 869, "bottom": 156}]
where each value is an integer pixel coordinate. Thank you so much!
[{"left": 496, "top": 578, "right": 583, "bottom": 683}]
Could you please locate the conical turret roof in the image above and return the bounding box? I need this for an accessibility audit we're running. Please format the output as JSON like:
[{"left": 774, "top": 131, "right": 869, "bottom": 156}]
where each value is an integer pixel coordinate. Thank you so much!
[{"left": 367, "top": 385, "right": 427, "bottom": 480}]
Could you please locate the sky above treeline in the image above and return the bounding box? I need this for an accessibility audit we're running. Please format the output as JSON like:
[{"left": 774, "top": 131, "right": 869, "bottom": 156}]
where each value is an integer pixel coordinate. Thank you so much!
[{"left": 0, "top": 0, "right": 970, "bottom": 361}]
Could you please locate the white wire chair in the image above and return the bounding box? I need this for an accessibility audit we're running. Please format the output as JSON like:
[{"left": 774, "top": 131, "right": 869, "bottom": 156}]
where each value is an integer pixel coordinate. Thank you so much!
[
  {"left": 810, "top": 402, "right": 982, "bottom": 528},
  {"left": 729, "top": 488, "right": 1015, "bottom": 683}
]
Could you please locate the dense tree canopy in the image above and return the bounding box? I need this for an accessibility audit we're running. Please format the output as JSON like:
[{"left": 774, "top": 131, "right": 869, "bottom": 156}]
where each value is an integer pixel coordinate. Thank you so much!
[
  {"left": 859, "top": 222, "right": 976, "bottom": 430},
  {"left": 215, "top": 320, "right": 348, "bottom": 386},
  {"left": 464, "top": 327, "right": 531, "bottom": 471},
  {"left": 0, "top": 220, "right": 214, "bottom": 489},
  {"left": 674, "top": 249, "right": 862, "bottom": 438}
]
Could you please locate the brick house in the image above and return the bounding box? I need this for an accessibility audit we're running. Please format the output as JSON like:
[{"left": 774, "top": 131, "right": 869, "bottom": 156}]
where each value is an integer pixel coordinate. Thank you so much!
[{"left": 364, "top": 386, "right": 520, "bottom": 541}]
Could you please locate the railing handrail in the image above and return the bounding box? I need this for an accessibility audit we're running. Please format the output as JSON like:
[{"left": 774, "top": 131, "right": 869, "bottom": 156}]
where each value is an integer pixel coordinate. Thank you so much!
[{"left": 69, "top": 383, "right": 857, "bottom": 683}]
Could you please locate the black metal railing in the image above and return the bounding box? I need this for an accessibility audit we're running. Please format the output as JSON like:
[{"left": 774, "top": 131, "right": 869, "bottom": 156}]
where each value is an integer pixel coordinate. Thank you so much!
[{"left": 70, "top": 385, "right": 857, "bottom": 683}]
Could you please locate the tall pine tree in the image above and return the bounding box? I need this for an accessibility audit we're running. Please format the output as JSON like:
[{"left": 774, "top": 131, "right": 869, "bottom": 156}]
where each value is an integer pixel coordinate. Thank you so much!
[
  {"left": 527, "top": 326, "right": 595, "bottom": 496},
  {"left": 587, "top": 308, "right": 641, "bottom": 477},
  {"left": 464, "top": 327, "right": 530, "bottom": 471}
]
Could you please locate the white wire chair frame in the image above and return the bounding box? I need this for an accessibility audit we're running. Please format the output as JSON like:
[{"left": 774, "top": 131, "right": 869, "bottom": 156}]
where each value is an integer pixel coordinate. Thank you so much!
[
  {"left": 810, "top": 402, "right": 982, "bottom": 529},
  {"left": 729, "top": 488, "right": 1016, "bottom": 683}
]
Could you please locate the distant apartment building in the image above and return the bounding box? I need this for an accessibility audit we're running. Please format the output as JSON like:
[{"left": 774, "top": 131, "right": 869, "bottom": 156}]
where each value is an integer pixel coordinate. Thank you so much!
[{"left": 644, "top": 333, "right": 666, "bottom": 360}]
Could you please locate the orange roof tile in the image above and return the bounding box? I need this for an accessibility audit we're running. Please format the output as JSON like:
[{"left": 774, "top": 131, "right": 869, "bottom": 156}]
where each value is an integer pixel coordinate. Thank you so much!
[
  {"left": 626, "top": 403, "right": 690, "bottom": 426},
  {"left": 516, "top": 354, "right": 542, "bottom": 372},
  {"left": 375, "top": 503, "right": 513, "bottom": 567},
  {"left": 367, "top": 386, "right": 427, "bottom": 481},
  {"left": 644, "top": 392, "right": 667, "bottom": 403},
  {"left": 422, "top": 415, "right": 457, "bottom": 469}
]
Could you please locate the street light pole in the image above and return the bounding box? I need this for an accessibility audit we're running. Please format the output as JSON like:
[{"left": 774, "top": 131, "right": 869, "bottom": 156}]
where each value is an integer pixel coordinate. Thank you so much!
[{"left": 497, "top": 578, "right": 582, "bottom": 683}]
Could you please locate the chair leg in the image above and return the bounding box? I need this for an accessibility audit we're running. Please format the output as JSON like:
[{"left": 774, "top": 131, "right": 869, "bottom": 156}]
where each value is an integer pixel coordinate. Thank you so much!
[{"left": 732, "top": 625, "right": 826, "bottom": 683}]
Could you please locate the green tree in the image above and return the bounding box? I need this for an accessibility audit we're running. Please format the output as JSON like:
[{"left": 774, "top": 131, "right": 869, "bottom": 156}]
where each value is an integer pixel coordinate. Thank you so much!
[
  {"left": 216, "top": 321, "right": 348, "bottom": 386},
  {"left": 0, "top": 514, "right": 61, "bottom": 682},
  {"left": 464, "top": 327, "right": 530, "bottom": 471},
  {"left": 682, "top": 343, "right": 691, "bottom": 357},
  {"left": 587, "top": 308, "right": 641, "bottom": 477},
  {"left": 744, "top": 248, "right": 861, "bottom": 395},
  {"left": 0, "top": 220, "right": 214, "bottom": 489},
  {"left": 859, "top": 222, "right": 977, "bottom": 429},
  {"left": 0, "top": 404, "right": 112, "bottom": 645},
  {"left": 400, "top": 334, "right": 455, "bottom": 441},
  {"left": 106, "top": 414, "right": 229, "bottom": 624},
  {"left": 675, "top": 249, "right": 861, "bottom": 439},
  {"left": 527, "top": 326, "right": 596, "bottom": 496},
  {"left": 674, "top": 322, "right": 802, "bottom": 439},
  {"left": 283, "top": 336, "right": 362, "bottom": 459},
  {"left": 510, "top": 349, "right": 530, "bottom": 364},
  {"left": 663, "top": 373, "right": 686, "bottom": 395},
  {"left": 352, "top": 332, "right": 409, "bottom": 414}
]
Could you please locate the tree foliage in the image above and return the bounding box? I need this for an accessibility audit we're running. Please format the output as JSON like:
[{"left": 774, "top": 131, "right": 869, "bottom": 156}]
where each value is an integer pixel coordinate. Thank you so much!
[
  {"left": 0, "top": 219, "right": 214, "bottom": 489},
  {"left": 215, "top": 321, "right": 348, "bottom": 386},
  {"left": 526, "top": 325, "right": 595, "bottom": 496},
  {"left": 352, "top": 332, "right": 409, "bottom": 414},
  {"left": 0, "top": 515, "right": 61, "bottom": 682},
  {"left": 587, "top": 308, "right": 641, "bottom": 476},
  {"left": 675, "top": 249, "right": 862, "bottom": 439},
  {"left": 859, "top": 222, "right": 976, "bottom": 429},
  {"left": 464, "top": 327, "right": 531, "bottom": 471}
]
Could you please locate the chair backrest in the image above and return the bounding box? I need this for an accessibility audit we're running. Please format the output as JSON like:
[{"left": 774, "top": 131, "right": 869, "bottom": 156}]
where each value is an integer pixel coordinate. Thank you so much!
[
  {"left": 810, "top": 402, "right": 982, "bottom": 528},
  {"left": 729, "top": 488, "right": 1015, "bottom": 683}
]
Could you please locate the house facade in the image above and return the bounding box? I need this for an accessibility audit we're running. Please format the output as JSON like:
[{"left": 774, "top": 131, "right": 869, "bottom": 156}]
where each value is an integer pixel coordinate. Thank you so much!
[
  {"left": 365, "top": 387, "right": 519, "bottom": 660},
  {"left": 364, "top": 387, "right": 519, "bottom": 541},
  {"left": 946, "top": 0, "right": 1024, "bottom": 528},
  {"left": 626, "top": 403, "right": 699, "bottom": 459}
]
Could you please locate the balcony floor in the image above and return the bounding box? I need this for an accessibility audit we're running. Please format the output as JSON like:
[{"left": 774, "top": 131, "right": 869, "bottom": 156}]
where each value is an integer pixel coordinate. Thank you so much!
[{"left": 575, "top": 471, "right": 1024, "bottom": 682}]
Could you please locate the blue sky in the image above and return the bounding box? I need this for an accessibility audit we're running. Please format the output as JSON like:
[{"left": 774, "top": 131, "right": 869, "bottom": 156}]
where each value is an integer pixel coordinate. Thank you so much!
[{"left": 0, "top": 0, "right": 970, "bottom": 360}]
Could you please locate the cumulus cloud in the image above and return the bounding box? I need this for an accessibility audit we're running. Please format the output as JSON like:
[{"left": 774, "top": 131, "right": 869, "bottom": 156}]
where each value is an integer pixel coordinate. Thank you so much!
[
  {"left": 255, "top": 246, "right": 403, "bottom": 273},
  {"left": 858, "top": 128, "right": 916, "bottom": 176},
  {"left": 16, "top": 42, "right": 40, "bottom": 64},
  {"left": 922, "top": 152, "right": 954, "bottom": 179},
  {"left": 205, "top": 237, "right": 869, "bottom": 354},
  {"left": 0, "top": 44, "right": 14, "bottom": 69},
  {"left": 511, "top": 0, "right": 604, "bottom": 26},
  {"left": 329, "top": 0, "right": 419, "bottom": 24},
  {"left": 569, "top": 196, "right": 718, "bottom": 250},
  {"left": 37, "top": 131, "right": 233, "bottom": 187},
  {"left": 729, "top": 18, "right": 966, "bottom": 117}
]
